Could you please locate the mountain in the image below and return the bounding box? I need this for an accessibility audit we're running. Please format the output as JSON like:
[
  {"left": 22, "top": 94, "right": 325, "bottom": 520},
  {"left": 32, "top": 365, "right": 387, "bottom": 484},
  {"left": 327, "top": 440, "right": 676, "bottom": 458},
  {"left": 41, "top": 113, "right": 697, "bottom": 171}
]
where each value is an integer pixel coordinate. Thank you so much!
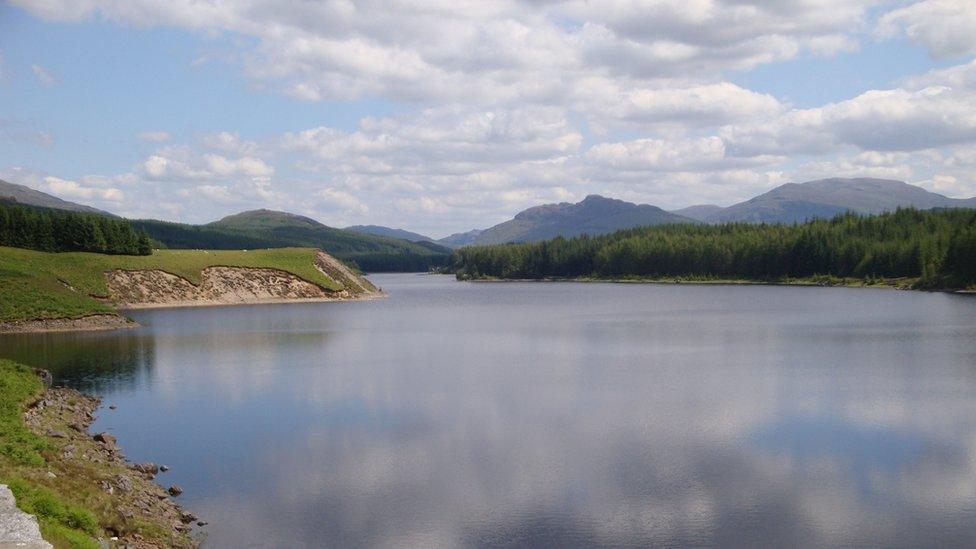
[
  {"left": 707, "top": 178, "right": 976, "bottom": 224},
  {"left": 344, "top": 224, "right": 435, "bottom": 243},
  {"left": 670, "top": 204, "right": 724, "bottom": 221},
  {"left": 0, "top": 179, "right": 113, "bottom": 215},
  {"left": 438, "top": 229, "right": 484, "bottom": 248},
  {"left": 132, "top": 209, "right": 451, "bottom": 272},
  {"left": 470, "top": 194, "right": 695, "bottom": 245}
]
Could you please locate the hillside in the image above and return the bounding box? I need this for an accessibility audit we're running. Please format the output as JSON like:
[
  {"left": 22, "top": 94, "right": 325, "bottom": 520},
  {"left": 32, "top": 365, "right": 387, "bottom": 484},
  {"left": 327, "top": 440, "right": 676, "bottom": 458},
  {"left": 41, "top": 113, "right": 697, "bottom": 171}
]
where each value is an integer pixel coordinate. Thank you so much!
[
  {"left": 0, "top": 246, "right": 380, "bottom": 330},
  {"left": 707, "top": 178, "right": 976, "bottom": 224},
  {"left": 670, "top": 204, "right": 723, "bottom": 221},
  {"left": 451, "top": 208, "right": 976, "bottom": 290},
  {"left": 470, "top": 195, "right": 694, "bottom": 245},
  {"left": 438, "top": 229, "right": 485, "bottom": 248},
  {"left": 0, "top": 179, "right": 113, "bottom": 215},
  {"left": 344, "top": 224, "right": 436, "bottom": 243},
  {"left": 133, "top": 209, "right": 450, "bottom": 272}
]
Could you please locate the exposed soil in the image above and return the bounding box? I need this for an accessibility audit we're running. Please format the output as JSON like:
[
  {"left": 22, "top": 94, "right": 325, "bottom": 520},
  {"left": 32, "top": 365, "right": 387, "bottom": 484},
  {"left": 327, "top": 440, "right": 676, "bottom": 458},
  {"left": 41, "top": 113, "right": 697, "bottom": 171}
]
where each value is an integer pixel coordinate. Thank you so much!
[
  {"left": 0, "top": 314, "right": 137, "bottom": 334},
  {"left": 106, "top": 251, "right": 382, "bottom": 309},
  {"left": 23, "top": 383, "right": 199, "bottom": 548}
]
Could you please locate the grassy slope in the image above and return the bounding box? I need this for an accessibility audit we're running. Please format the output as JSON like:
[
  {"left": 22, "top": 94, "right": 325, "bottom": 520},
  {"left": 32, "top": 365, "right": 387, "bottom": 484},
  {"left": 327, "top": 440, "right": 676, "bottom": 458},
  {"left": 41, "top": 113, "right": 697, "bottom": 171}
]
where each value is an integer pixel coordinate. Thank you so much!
[
  {"left": 0, "top": 247, "right": 341, "bottom": 323},
  {"left": 0, "top": 359, "right": 100, "bottom": 548},
  {"left": 0, "top": 359, "right": 195, "bottom": 548}
]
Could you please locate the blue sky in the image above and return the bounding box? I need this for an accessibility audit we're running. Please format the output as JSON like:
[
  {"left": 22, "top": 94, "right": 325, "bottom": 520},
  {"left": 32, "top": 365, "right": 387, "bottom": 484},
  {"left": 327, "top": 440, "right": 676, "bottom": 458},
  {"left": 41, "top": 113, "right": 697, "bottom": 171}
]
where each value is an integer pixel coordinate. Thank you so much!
[{"left": 1, "top": 1, "right": 975, "bottom": 237}]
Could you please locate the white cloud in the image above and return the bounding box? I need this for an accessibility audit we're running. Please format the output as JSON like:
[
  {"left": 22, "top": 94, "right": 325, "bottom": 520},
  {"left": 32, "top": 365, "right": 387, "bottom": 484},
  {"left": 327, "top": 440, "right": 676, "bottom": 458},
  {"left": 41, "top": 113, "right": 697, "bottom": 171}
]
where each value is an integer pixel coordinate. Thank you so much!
[
  {"left": 283, "top": 106, "right": 582, "bottom": 176},
  {"left": 9, "top": 0, "right": 879, "bottom": 108},
  {"left": 7, "top": 0, "right": 976, "bottom": 233},
  {"left": 141, "top": 144, "right": 274, "bottom": 181},
  {"left": 137, "top": 131, "right": 170, "bottom": 142},
  {"left": 574, "top": 80, "right": 784, "bottom": 129},
  {"left": 877, "top": 0, "right": 976, "bottom": 58},
  {"left": 30, "top": 64, "right": 57, "bottom": 85},
  {"left": 43, "top": 175, "right": 124, "bottom": 202}
]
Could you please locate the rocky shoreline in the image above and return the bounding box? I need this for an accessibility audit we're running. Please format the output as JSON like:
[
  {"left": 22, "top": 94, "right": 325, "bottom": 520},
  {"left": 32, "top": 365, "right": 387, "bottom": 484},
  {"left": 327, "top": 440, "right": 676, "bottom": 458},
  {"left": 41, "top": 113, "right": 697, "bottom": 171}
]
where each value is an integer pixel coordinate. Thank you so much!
[
  {"left": 23, "top": 375, "right": 199, "bottom": 548},
  {"left": 0, "top": 314, "right": 138, "bottom": 335}
]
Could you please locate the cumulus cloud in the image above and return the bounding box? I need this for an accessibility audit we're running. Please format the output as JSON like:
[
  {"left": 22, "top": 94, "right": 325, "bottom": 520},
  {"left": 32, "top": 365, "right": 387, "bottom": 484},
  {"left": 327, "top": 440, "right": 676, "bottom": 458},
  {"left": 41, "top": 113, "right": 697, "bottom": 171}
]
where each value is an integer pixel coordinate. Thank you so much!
[
  {"left": 141, "top": 145, "right": 274, "bottom": 181},
  {"left": 283, "top": 106, "right": 582, "bottom": 176},
  {"left": 6, "top": 0, "right": 976, "bottom": 233},
  {"left": 877, "top": 0, "right": 976, "bottom": 58},
  {"left": 9, "top": 0, "right": 879, "bottom": 109}
]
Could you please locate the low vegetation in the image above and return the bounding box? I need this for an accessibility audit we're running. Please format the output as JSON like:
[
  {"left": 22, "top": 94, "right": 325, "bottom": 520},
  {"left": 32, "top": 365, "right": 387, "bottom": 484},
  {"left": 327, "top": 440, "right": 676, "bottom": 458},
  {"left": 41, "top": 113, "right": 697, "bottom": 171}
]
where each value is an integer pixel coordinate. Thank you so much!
[
  {"left": 0, "top": 246, "right": 340, "bottom": 322},
  {"left": 451, "top": 208, "right": 976, "bottom": 290}
]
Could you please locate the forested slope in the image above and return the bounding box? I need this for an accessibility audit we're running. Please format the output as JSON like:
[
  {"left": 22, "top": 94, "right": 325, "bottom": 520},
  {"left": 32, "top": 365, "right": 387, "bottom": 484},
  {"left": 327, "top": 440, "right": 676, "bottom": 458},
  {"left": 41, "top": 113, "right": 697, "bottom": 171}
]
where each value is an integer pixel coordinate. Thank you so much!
[{"left": 451, "top": 209, "right": 976, "bottom": 289}]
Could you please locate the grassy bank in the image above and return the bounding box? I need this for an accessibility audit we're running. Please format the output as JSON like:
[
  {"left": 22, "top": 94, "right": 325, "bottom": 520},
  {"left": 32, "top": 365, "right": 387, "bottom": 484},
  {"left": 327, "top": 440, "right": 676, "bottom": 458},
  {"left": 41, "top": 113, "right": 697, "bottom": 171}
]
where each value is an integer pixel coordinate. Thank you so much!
[
  {"left": 0, "top": 246, "right": 340, "bottom": 323},
  {"left": 0, "top": 359, "right": 196, "bottom": 548}
]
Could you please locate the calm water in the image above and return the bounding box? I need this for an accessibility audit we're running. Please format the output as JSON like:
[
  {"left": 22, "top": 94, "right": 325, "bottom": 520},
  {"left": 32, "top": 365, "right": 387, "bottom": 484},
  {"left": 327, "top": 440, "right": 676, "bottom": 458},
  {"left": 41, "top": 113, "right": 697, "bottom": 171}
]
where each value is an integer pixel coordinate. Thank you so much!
[{"left": 3, "top": 274, "right": 976, "bottom": 547}]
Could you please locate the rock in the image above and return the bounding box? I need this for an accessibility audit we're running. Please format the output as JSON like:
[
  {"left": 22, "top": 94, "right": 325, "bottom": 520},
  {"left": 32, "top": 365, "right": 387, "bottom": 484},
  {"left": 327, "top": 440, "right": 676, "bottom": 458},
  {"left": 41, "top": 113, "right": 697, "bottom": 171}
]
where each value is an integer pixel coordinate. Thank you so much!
[
  {"left": 100, "top": 480, "right": 114, "bottom": 495},
  {"left": 167, "top": 485, "right": 183, "bottom": 496},
  {"left": 45, "top": 471, "right": 57, "bottom": 479},
  {"left": 179, "top": 511, "right": 197, "bottom": 523},
  {"left": 115, "top": 475, "right": 133, "bottom": 492},
  {"left": 69, "top": 422, "right": 86, "bottom": 432},
  {"left": 109, "top": 404, "right": 117, "bottom": 410},
  {"left": 33, "top": 368, "right": 53, "bottom": 387},
  {"left": 159, "top": 465, "right": 170, "bottom": 472},
  {"left": 196, "top": 521, "right": 208, "bottom": 527},
  {"left": 93, "top": 432, "right": 116, "bottom": 445},
  {"left": 130, "top": 462, "right": 159, "bottom": 476},
  {"left": 46, "top": 430, "right": 69, "bottom": 439}
]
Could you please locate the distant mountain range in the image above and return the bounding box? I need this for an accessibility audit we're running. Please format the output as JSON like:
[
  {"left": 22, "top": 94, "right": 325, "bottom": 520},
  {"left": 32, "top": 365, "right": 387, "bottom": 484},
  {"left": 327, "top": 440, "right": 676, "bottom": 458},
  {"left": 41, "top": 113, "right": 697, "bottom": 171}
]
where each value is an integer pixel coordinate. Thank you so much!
[
  {"left": 466, "top": 194, "right": 694, "bottom": 245},
  {"left": 0, "top": 179, "right": 113, "bottom": 215},
  {"left": 424, "top": 178, "right": 976, "bottom": 245},
  {"left": 701, "top": 178, "right": 976, "bottom": 224},
  {"left": 344, "top": 224, "right": 437, "bottom": 244},
  {"left": 7, "top": 177, "right": 976, "bottom": 255}
]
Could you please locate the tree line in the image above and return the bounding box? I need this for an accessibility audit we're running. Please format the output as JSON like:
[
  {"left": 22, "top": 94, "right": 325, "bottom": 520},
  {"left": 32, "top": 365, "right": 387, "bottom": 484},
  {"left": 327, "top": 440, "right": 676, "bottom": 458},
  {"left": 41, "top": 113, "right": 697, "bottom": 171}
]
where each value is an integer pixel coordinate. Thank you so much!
[
  {"left": 451, "top": 208, "right": 976, "bottom": 288},
  {"left": 0, "top": 201, "right": 152, "bottom": 255}
]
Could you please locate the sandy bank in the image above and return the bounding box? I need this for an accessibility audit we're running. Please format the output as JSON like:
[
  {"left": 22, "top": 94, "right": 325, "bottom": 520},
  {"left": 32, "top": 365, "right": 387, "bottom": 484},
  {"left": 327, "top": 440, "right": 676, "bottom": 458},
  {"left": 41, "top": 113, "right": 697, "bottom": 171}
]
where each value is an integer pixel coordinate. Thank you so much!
[{"left": 105, "top": 251, "right": 382, "bottom": 309}]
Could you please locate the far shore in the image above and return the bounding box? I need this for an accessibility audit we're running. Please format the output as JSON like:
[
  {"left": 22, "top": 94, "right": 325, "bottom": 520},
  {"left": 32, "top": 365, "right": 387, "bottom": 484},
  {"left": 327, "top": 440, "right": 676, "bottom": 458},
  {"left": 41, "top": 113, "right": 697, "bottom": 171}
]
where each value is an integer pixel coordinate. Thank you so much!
[{"left": 457, "top": 275, "right": 976, "bottom": 293}]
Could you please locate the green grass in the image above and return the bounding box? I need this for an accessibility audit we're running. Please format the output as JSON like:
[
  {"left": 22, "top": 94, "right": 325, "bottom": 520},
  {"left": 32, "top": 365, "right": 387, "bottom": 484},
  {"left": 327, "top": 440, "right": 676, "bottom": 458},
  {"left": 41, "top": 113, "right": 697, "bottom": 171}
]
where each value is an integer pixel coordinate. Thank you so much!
[
  {"left": 0, "top": 246, "right": 341, "bottom": 322},
  {"left": 0, "top": 360, "right": 100, "bottom": 548}
]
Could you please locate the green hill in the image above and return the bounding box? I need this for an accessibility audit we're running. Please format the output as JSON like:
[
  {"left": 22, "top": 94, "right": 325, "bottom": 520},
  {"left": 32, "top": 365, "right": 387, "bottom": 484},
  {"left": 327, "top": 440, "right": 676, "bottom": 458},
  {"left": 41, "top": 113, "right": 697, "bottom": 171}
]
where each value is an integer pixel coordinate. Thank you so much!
[{"left": 132, "top": 209, "right": 450, "bottom": 272}]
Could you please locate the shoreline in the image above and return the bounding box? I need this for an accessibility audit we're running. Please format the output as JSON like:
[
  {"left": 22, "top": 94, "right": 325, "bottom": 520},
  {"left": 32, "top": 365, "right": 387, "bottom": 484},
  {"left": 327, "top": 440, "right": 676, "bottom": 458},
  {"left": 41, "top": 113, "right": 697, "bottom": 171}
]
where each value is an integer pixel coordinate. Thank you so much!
[
  {"left": 24, "top": 382, "right": 200, "bottom": 547},
  {"left": 1, "top": 291, "right": 387, "bottom": 334},
  {"left": 0, "top": 363, "right": 199, "bottom": 547},
  {"left": 458, "top": 275, "right": 973, "bottom": 293},
  {"left": 116, "top": 290, "right": 386, "bottom": 310},
  {"left": 0, "top": 314, "right": 139, "bottom": 335}
]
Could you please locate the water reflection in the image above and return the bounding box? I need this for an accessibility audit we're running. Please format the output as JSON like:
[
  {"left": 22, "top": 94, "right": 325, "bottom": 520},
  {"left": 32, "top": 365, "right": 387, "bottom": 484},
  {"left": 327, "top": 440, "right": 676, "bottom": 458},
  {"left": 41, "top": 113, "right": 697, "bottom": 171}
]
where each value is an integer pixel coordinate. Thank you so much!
[
  {"left": 0, "top": 331, "right": 155, "bottom": 392},
  {"left": 2, "top": 276, "right": 976, "bottom": 547}
]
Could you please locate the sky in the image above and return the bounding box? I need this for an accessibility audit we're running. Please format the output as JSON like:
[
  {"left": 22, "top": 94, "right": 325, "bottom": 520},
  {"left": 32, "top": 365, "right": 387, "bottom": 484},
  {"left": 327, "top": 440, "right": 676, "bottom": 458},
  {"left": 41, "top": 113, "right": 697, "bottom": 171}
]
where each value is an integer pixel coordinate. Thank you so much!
[{"left": 0, "top": 1, "right": 975, "bottom": 238}]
